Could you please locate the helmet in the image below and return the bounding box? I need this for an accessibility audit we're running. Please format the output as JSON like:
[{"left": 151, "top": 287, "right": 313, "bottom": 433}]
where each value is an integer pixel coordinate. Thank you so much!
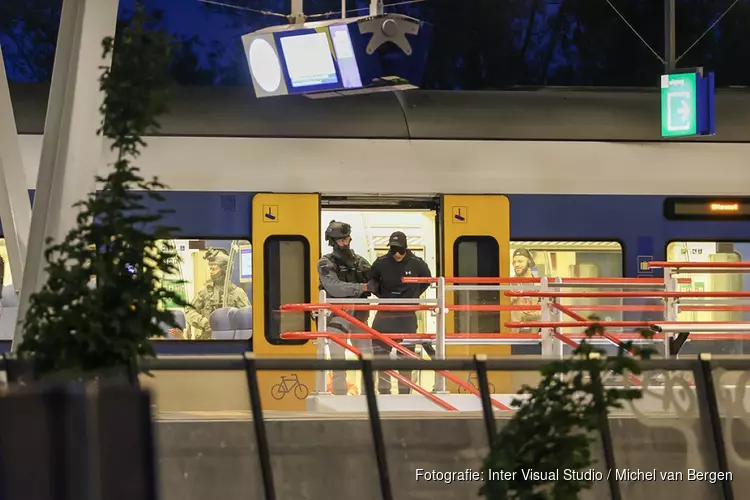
[
  {"left": 325, "top": 220, "right": 351, "bottom": 245},
  {"left": 204, "top": 247, "right": 229, "bottom": 268}
]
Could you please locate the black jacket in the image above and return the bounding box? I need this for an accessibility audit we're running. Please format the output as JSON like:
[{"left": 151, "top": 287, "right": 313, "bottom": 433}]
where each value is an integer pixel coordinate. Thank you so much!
[{"left": 369, "top": 250, "right": 431, "bottom": 299}]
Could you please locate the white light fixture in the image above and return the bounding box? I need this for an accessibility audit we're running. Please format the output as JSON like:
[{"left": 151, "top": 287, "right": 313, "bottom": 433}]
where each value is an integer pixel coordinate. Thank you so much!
[{"left": 248, "top": 38, "right": 282, "bottom": 93}]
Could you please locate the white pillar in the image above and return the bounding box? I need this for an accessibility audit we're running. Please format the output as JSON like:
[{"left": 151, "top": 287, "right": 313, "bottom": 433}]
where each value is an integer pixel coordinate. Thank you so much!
[
  {"left": 0, "top": 44, "right": 32, "bottom": 289},
  {"left": 12, "top": 0, "right": 121, "bottom": 350}
]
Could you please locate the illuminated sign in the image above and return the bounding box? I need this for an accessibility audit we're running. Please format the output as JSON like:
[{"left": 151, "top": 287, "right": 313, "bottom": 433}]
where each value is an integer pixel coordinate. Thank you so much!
[
  {"left": 665, "top": 198, "right": 750, "bottom": 220},
  {"left": 241, "top": 14, "right": 433, "bottom": 99},
  {"left": 660, "top": 69, "right": 715, "bottom": 138},
  {"left": 710, "top": 203, "right": 739, "bottom": 212}
]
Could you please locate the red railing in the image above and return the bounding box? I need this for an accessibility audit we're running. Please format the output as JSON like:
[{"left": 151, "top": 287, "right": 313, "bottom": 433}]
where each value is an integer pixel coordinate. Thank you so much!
[{"left": 281, "top": 303, "right": 513, "bottom": 411}]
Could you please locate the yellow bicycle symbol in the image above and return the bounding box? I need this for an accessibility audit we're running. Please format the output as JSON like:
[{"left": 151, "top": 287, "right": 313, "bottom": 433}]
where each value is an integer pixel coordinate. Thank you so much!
[{"left": 271, "top": 374, "right": 310, "bottom": 400}]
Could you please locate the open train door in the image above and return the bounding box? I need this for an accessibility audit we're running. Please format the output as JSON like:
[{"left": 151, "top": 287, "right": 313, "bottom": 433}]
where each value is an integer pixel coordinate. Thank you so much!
[
  {"left": 253, "top": 193, "right": 320, "bottom": 410},
  {"left": 441, "top": 195, "right": 512, "bottom": 394}
]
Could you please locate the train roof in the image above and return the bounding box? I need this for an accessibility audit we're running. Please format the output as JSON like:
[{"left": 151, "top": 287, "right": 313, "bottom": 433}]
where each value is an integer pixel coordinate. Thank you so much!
[{"left": 10, "top": 84, "right": 750, "bottom": 142}]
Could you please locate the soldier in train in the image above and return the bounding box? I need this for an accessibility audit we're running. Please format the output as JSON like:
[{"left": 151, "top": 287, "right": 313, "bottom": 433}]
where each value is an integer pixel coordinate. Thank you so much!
[
  {"left": 369, "top": 231, "right": 432, "bottom": 394},
  {"left": 510, "top": 248, "right": 541, "bottom": 333},
  {"left": 318, "top": 220, "right": 375, "bottom": 395},
  {"left": 181, "top": 248, "right": 251, "bottom": 339}
]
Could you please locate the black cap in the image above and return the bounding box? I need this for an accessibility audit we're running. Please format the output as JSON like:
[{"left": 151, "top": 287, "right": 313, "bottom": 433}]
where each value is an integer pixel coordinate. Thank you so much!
[
  {"left": 512, "top": 248, "right": 535, "bottom": 267},
  {"left": 388, "top": 231, "right": 407, "bottom": 249}
]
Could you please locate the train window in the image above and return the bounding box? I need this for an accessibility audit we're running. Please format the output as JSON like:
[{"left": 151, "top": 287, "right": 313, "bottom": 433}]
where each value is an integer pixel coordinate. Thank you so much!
[
  {"left": 453, "top": 236, "right": 500, "bottom": 334},
  {"left": 666, "top": 241, "right": 749, "bottom": 355},
  {"left": 153, "top": 239, "right": 252, "bottom": 340},
  {"left": 264, "top": 236, "right": 311, "bottom": 346},
  {"left": 509, "top": 241, "right": 624, "bottom": 342},
  {"left": 0, "top": 240, "right": 10, "bottom": 287}
]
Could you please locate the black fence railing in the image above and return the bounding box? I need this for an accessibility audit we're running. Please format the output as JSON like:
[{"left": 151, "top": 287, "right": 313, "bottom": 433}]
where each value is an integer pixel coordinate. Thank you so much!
[{"left": 128, "top": 355, "right": 742, "bottom": 500}]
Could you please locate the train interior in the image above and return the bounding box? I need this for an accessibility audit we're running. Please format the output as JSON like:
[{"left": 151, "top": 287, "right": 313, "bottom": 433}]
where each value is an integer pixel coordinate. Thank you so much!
[
  {"left": 0, "top": 205, "right": 748, "bottom": 359},
  {"left": 320, "top": 206, "right": 440, "bottom": 393}
]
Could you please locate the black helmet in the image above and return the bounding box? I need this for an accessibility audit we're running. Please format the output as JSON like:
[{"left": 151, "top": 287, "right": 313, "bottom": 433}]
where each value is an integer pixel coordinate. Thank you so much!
[{"left": 325, "top": 220, "right": 351, "bottom": 244}]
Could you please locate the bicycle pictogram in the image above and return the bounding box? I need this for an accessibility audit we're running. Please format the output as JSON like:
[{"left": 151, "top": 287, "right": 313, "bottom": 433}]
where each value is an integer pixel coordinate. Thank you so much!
[
  {"left": 458, "top": 372, "right": 496, "bottom": 394},
  {"left": 271, "top": 374, "right": 310, "bottom": 400}
]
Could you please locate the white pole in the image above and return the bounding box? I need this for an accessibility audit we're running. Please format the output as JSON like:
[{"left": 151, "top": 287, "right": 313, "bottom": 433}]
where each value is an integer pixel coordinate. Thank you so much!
[
  {"left": 315, "top": 289, "right": 330, "bottom": 395},
  {"left": 664, "top": 267, "right": 678, "bottom": 358},
  {"left": 0, "top": 44, "right": 32, "bottom": 289},
  {"left": 341, "top": 0, "right": 346, "bottom": 18},
  {"left": 434, "top": 276, "right": 447, "bottom": 393}
]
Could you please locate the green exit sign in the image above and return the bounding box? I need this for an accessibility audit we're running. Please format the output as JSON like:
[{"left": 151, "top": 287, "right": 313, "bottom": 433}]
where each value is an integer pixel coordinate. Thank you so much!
[{"left": 661, "top": 72, "right": 697, "bottom": 137}]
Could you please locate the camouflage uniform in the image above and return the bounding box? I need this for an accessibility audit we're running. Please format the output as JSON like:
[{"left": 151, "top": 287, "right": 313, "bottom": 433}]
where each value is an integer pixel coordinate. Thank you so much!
[
  {"left": 318, "top": 221, "right": 374, "bottom": 395},
  {"left": 185, "top": 248, "right": 251, "bottom": 339}
]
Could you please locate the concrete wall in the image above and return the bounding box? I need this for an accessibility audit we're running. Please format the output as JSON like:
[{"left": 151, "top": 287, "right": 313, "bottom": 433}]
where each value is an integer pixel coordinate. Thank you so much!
[{"left": 156, "top": 416, "right": 745, "bottom": 500}]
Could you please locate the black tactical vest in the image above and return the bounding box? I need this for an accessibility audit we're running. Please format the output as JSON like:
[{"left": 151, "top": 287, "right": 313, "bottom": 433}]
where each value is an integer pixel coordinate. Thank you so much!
[{"left": 320, "top": 252, "right": 368, "bottom": 294}]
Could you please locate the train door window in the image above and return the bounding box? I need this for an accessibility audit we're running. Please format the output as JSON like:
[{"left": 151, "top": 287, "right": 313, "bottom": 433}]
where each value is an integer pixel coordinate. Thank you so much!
[
  {"left": 153, "top": 239, "right": 252, "bottom": 340},
  {"left": 509, "top": 241, "right": 624, "bottom": 333},
  {"left": 666, "top": 241, "right": 748, "bottom": 355},
  {"left": 454, "top": 236, "right": 500, "bottom": 334},
  {"left": 264, "top": 237, "right": 311, "bottom": 345},
  {"left": 320, "top": 208, "right": 439, "bottom": 336}
]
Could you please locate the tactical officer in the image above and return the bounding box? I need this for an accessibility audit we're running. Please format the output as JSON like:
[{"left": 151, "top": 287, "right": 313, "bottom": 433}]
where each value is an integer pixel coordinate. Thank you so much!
[
  {"left": 183, "top": 248, "right": 251, "bottom": 339},
  {"left": 369, "top": 231, "right": 432, "bottom": 394},
  {"left": 318, "top": 220, "right": 374, "bottom": 395}
]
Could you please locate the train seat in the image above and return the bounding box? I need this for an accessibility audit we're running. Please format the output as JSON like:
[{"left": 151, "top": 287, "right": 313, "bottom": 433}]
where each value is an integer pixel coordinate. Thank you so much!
[
  {"left": 0, "top": 285, "right": 18, "bottom": 341},
  {"left": 232, "top": 306, "right": 252, "bottom": 339},
  {"left": 210, "top": 307, "right": 237, "bottom": 340},
  {"left": 164, "top": 310, "right": 187, "bottom": 339},
  {"left": 155, "top": 310, "right": 187, "bottom": 339}
]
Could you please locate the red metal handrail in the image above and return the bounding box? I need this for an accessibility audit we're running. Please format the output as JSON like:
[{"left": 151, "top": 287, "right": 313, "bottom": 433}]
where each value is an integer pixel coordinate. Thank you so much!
[
  {"left": 324, "top": 333, "right": 458, "bottom": 412},
  {"left": 505, "top": 290, "right": 750, "bottom": 298},
  {"left": 327, "top": 305, "right": 513, "bottom": 411},
  {"left": 649, "top": 261, "right": 750, "bottom": 269},
  {"left": 281, "top": 332, "right": 750, "bottom": 341},
  {"left": 402, "top": 276, "right": 690, "bottom": 284},
  {"left": 552, "top": 302, "right": 638, "bottom": 355},
  {"left": 282, "top": 303, "right": 513, "bottom": 411}
]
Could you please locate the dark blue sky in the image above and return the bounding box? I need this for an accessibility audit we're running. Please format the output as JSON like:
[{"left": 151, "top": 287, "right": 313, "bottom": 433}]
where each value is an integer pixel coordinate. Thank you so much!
[{"left": 2, "top": 0, "right": 749, "bottom": 88}]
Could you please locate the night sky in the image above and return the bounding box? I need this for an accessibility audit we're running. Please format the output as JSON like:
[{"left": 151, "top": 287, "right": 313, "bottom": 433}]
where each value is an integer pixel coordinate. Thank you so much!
[{"left": 2, "top": 0, "right": 749, "bottom": 88}]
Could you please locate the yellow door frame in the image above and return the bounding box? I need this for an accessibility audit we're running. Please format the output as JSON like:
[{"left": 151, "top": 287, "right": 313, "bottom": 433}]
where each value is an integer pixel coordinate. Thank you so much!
[
  {"left": 252, "top": 193, "right": 320, "bottom": 410},
  {"left": 441, "top": 194, "right": 512, "bottom": 393}
]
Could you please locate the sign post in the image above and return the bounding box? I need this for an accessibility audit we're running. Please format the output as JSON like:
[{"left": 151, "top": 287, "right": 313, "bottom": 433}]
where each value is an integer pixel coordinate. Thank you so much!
[{"left": 660, "top": 69, "right": 715, "bottom": 138}]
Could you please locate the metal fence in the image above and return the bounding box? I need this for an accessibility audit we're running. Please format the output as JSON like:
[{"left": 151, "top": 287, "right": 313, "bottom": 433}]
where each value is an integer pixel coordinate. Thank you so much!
[{"left": 135, "top": 355, "right": 743, "bottom": 500}]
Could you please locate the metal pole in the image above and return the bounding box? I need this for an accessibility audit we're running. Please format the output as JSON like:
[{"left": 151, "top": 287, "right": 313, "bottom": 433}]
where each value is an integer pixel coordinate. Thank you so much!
[
  {"left": 243, "top": 353, "right": 276, "bottom": 500},
  {"left": 665, "top": 0, "right": 676, "bottom": 71},
  {"left": 341, "top": 0, "right": 346, "bottom": 18},
  {"left": 693, "top": 355, "right": 734, "bottom": 500},
  {"left": 474, "top": 355, "right": 497, "bottom": 447},
  {"left": 663, "top": 268, "right": 679, "bottom": 358},
  {"left": 360, "top": 354, "right": 393, "bottom": 500},
  {"left": 539, "top": 277, "right": 553, "bottom": 356},
  {"left": 434, "top": 276, "right": 447, "bottom": 393},
  {"left": 314, "top": 289, "right": 330, "bottom": 395},
  {"left": 588, "top": 364, "right": 622, "bottom": 500},
  {"left": 290, "top": 0, "right": 305, "bottom": 23}
]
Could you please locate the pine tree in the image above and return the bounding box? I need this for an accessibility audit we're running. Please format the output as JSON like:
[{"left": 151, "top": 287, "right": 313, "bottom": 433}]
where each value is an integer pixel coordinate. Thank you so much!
[
  {"left": 480, "top": 325, "right": 654, "bottom": 499},
  {"left": 16, "top": 3, "right": 187, "bottom": 379}
]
